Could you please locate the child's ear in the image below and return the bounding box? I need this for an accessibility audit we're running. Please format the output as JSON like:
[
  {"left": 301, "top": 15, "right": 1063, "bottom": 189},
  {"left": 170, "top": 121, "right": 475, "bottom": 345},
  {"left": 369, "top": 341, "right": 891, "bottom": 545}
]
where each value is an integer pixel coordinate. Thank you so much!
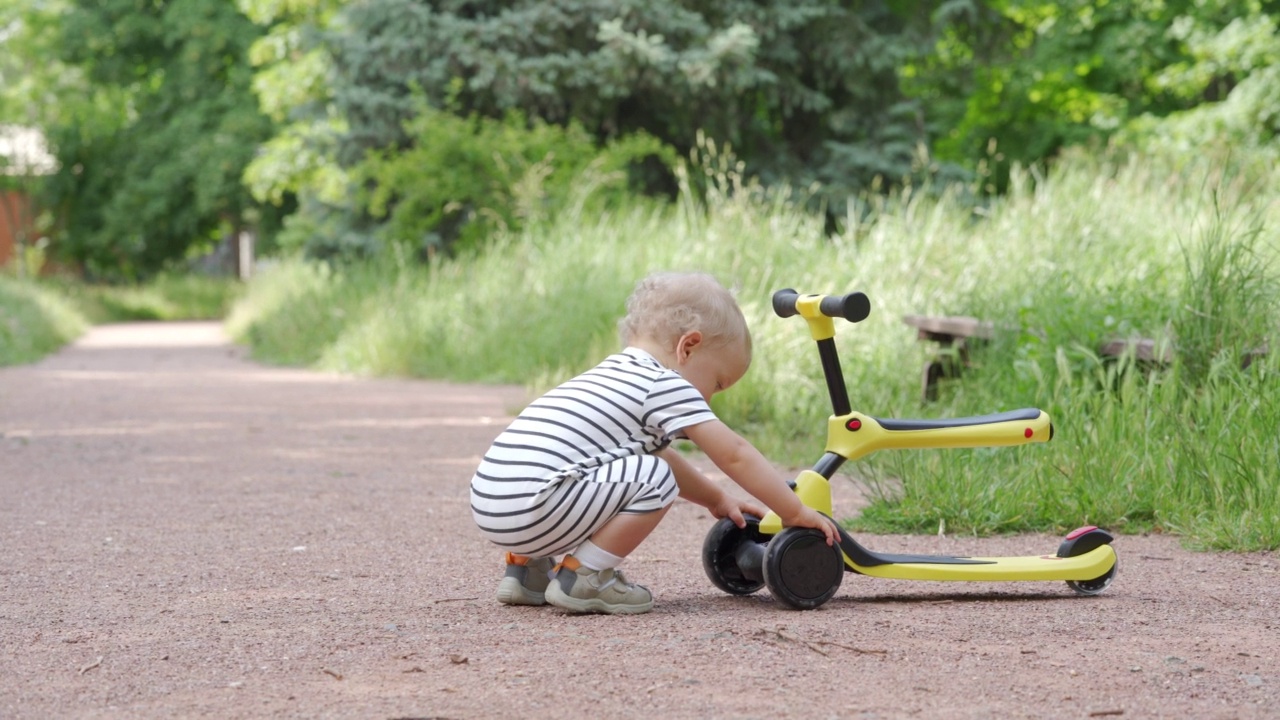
[{"left": 676, "top": 331, "right": 703, "bottom": 361}]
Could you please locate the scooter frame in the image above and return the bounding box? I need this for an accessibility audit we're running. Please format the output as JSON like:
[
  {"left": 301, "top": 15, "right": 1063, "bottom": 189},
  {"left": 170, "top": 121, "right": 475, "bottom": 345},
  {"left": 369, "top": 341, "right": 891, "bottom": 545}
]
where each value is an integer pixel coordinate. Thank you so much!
[{"left": 701, "top": 289, "right": 1119, "bottom": 610}]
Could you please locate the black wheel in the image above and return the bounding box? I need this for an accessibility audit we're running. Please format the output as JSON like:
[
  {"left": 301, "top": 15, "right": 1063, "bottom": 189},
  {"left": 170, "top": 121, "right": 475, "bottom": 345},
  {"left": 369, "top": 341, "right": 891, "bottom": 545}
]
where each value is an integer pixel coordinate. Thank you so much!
[
  {"left": 762, "top": 527, "right": 843, "bottom": 610},
  {"left": 1057, "top": 525, "right": 1117, "bottom": 596},
  {"left": 1067, "top": 559, "right": 1117, "bottom": 596},
  {"left": 701, "top": 515, "right": 768, "bottom": 595}
]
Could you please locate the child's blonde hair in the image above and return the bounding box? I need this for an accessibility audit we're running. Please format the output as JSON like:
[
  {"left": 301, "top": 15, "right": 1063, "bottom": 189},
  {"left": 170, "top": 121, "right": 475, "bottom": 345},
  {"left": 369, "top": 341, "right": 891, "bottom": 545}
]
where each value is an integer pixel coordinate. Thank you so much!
[{"left": 618, "top": 271, "right": 752, "bottom": 353}]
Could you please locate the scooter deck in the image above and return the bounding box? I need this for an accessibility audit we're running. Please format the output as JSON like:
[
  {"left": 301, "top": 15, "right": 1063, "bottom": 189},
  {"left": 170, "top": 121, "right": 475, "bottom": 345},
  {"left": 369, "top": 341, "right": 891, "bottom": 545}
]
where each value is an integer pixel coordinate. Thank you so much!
[{"left": 839, "top": 531, "right": 1116, "bottom": 582}]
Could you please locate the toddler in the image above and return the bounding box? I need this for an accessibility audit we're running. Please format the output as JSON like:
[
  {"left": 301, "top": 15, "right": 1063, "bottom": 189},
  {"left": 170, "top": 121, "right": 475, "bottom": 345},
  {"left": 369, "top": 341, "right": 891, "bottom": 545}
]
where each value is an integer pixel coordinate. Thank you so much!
[{"left": 470, "top": 271, "right": 839, "bottom": 614}]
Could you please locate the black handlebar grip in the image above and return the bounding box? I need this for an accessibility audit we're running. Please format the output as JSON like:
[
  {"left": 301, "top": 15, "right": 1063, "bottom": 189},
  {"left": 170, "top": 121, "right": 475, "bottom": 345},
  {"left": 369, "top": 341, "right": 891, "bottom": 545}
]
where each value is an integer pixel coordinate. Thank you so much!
[
  {"left": 819, "top": 292, "right": 871, "bottom": 323},
  {"left": 772, "top": 288, "right": 801, "bottom": 318}
]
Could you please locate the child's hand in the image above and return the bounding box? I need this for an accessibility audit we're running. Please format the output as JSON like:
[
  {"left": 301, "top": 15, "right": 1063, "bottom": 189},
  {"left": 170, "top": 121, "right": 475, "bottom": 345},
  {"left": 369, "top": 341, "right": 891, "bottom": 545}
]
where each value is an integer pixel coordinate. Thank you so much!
[
  {"left": 709, "top": 495, "right": 768, "bottom": 529},
  {"left": 783, "top": 506, "right": 842, "bottom": 546}
]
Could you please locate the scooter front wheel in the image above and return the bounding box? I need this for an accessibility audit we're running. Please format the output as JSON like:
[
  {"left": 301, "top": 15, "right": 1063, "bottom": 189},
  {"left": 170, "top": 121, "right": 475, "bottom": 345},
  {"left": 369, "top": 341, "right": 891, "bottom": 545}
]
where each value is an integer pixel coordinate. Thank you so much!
[
  {"left": 701, "top": 515, "right": 768, "bottom": 595},
  {"left": 763, "top": 527, "right": 843, "bottom": 610}
]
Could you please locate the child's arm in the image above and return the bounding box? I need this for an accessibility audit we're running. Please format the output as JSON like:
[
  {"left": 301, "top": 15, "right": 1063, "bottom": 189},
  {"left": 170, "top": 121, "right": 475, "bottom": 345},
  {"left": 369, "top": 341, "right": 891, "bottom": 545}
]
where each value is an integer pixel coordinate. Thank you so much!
[
  {"left": 655, "top": 446, "right": 767, "bottom": 528},
  {"left": 681, "top": 419, "right": 840, "bottom": 545}
]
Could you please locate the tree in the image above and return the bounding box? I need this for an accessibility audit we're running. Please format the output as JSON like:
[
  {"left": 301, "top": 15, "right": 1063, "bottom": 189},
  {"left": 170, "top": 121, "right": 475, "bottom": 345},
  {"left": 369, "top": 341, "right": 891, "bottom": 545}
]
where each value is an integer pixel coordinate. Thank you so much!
[
  {"left": 1125, "top": 3, "right": 1280, "bottom": 157},
  {"left": 325, "top": 0, "right": 945, "bottom": 203},
  {"left": 907, "top": 0, "right": 1280, "bottom": 188},
  {"left": 36, "top": 0, "right": 275, "bottom": 278},
  {"left": 237, "top": 0, "right": 349, "bottom": 208},
  {"left": 237, "top": 0, "right": 369, "bottom": 259},
  {"left": 1, "top": 0, "right": 72, "bottom": 275},
  {"left": 238, "top": 0, "right": 986, "bottom": 258}
]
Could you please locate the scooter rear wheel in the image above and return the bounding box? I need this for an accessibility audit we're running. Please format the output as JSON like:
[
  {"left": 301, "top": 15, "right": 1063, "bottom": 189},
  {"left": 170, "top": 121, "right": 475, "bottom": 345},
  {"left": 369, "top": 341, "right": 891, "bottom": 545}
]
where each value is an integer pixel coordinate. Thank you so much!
[
  {"left": 1067, "top": 561, "right": 1118, "bottom": 596},
  {"left": 763, "top": 527, "right": 843, "bottom": 610},
  {"left": 1057, "top": 525, "right": 1118, "bottom": 596}
]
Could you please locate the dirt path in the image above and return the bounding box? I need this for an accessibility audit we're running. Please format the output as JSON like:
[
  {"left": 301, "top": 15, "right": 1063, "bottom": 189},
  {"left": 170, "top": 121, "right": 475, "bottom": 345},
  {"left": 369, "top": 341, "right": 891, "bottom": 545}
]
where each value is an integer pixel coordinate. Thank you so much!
[{"left": 1, "top": 322, "right": 1276, "bottom": 719}]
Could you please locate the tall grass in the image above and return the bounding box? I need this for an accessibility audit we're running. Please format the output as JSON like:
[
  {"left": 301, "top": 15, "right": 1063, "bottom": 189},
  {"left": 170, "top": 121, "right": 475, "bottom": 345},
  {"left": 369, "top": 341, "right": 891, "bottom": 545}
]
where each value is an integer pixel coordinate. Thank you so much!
[
  {"left": 50, "top": 273, "right": 243, "bottom": 323},
  {"left": 0, "top": 275, "right": 86, "bottom": 366},
  {"left": 853, "top": 153, "right": 1279, "bottom": 549},
  {"left": 1, "top": 273, "right": 244, "bottom": 366},
  {"left": 229, "top": 145, "right": 1280, "bottom": 550}
]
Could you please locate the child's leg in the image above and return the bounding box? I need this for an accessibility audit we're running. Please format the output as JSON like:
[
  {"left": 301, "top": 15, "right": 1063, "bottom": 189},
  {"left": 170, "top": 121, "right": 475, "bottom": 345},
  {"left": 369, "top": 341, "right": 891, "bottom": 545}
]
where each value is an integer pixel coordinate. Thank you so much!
[
  {"left": 489, "top": 453, "right": 677, "bottom": 561},
  {"left": 582, "top": 506, "right": 671, "bottom": 560},
  {"left": 544, "top": 455, "right": 678, "bottom": 615},
  {"left": 476, "top": 454, "right": 677, "bottom": 613}
]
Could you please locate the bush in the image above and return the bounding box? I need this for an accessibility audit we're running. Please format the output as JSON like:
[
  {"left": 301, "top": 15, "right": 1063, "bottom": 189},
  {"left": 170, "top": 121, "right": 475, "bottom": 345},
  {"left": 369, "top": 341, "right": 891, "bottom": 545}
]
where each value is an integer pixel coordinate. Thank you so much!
[{"left": 356, "top": 102, "right": 674, "bottom": 259}]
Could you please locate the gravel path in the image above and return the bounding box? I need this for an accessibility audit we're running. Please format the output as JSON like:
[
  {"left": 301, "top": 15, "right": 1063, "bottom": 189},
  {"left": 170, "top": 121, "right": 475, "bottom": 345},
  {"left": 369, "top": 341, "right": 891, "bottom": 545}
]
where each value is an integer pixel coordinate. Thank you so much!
[{"left": 1, "top": 322, "right": 1276, "bottom": 719}]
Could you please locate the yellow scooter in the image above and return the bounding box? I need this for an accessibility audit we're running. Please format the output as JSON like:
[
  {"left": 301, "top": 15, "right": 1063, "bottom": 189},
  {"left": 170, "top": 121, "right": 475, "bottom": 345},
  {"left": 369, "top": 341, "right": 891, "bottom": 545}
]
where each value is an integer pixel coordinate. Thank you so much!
[{"left": 702, "top": 289, "right": 1118, "bottom": 610}]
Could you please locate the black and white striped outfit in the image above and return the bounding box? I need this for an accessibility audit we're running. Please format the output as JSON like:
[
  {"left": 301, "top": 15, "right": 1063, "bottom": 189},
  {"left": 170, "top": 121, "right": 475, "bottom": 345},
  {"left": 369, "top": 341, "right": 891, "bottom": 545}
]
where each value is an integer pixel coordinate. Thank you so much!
[{"left": 470, "top": 347, "right": 717, "bottom": 558}]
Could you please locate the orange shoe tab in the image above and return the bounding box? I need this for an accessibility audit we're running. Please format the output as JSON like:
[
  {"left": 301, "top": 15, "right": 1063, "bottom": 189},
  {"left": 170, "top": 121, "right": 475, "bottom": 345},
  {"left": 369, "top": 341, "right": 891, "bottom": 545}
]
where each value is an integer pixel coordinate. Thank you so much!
[
  {"left": 505, "top": 552, "right": 532, "bottom": 566},
  {"left": 554, "top": 555, "right": 582, "bottom": 573}
]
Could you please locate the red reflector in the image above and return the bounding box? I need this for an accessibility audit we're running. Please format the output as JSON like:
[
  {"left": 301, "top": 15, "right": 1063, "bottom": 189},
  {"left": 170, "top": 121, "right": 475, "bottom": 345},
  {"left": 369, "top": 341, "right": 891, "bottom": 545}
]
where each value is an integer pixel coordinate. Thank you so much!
[
  {"left": 1065, "top": 526, "right": 1098, "bottom": 540},
  {"left": 1024, "top": 428, "right": 1034, "bottom": 438},
  {"left": 846, "top": 418, "right": 862, "bottom": 431}
]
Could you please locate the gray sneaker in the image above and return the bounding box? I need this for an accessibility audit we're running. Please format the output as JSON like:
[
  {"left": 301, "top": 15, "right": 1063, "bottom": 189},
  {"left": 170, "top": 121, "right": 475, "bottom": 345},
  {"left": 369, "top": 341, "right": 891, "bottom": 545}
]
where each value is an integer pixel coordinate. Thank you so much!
[
  {"left": 545, "top": 556, "right": 653, "bottom": 615},
  {"left": 496, "top": 553, "right": 555, "bottom": 606}
]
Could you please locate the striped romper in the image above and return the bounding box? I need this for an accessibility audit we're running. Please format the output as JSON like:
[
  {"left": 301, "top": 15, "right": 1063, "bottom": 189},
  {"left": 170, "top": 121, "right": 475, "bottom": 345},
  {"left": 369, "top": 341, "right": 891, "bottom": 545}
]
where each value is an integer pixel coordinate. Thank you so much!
[{"left": 470, "top": 347, "right": 717, "bottom": 558}]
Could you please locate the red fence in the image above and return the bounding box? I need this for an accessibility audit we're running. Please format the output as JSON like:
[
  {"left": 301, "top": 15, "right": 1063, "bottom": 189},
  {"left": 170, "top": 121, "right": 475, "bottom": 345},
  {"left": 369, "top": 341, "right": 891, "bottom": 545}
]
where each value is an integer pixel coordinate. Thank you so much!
[{"left": 0, "top": 190, "right": 33, "bottom": 267}]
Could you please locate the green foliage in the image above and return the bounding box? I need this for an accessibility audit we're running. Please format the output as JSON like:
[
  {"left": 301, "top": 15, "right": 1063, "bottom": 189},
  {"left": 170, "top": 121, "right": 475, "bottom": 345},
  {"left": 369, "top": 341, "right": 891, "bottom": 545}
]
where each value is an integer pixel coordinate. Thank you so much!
[
  {"left": 31, "top": 0, "right": 274, "bottom": 279},
  {"left": 236, "top": 0, "right": 1280, "bottom": 256},
  {"left": 227, "top": 259, "right": 374, "bottom": 366},
  {"left": 236, "top": 0, "right": 960, "bottom": 261},
  {"left": 0, "top": 271, "right": 238, "bottom": 366},
  {"left": 1, "top": 0, "right": 81, "bottom": 262},
  {"left": 1122, "top": 9, "right": 1280, "bottom": 158},
  {"left": 356, "top": 103, "right": 674, "bottom": 256},
  {"left": 911, "top": 0, "right": 1280, "bottom": 187},
  {"left": 0, "top": 274, "right": 85, "bottom": 366},
  {"left": 49, "top": 273, "right": 244, "bottom": 323},
  {"left": 237, "top": 0, "right": 349, "bottom": 208},
  {"left": 0, "top": 0, "right": 79, "bottom": 128},
  {"left": 239, "top": 5, "right": 364, "bottom": 264},
  {"left": 230, "top": 147, "right": 1280, "bottom": 550},
  {"left": 323, "top": 0, "right": 948, "bottom": 213}
]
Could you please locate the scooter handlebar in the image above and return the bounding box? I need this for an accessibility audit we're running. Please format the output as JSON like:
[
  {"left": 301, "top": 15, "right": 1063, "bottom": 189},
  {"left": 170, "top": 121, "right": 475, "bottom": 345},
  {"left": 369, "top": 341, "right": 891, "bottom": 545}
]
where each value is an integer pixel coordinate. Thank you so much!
[{"left": 772, "top": 288, "right": 871, "bottom": 323}]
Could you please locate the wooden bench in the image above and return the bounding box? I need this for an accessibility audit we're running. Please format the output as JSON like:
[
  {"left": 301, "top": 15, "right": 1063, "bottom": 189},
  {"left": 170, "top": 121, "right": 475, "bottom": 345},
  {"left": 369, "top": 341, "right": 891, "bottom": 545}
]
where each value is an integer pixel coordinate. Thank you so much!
[
  {"left": 902, "top": 314, "right": 996, "bottom": 402},
  {"left": 907, "top": 317, "right": 1269, "bottom": 401},
  {"left": 1098, "top": 337, "right": 1174, "bottom": 366},
  {"left": 1100, "top": 337, "right": 1269, "bottom": 371}
]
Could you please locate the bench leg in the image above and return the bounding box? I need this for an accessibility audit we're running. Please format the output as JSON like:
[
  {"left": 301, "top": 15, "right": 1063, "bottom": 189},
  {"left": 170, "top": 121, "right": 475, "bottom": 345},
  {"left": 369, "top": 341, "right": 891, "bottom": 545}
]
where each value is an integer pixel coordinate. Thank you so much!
[{"left": 922, "top": 360, "right": 944, "bottom": 403}]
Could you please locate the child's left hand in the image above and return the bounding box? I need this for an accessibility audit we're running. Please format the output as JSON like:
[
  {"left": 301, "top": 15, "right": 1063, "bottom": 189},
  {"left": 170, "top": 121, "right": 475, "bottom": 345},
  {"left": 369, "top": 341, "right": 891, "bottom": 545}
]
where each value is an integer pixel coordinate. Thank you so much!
[{"left": 709, "top": 494, "right": 768, "bottom": 528}]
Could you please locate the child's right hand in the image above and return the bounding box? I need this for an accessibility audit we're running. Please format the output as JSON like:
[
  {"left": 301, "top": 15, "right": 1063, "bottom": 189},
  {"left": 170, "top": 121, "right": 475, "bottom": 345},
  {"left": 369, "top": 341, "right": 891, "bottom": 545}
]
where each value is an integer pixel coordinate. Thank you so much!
[{"left": 783, "top": 506, "right": 842, "bottom": 546}]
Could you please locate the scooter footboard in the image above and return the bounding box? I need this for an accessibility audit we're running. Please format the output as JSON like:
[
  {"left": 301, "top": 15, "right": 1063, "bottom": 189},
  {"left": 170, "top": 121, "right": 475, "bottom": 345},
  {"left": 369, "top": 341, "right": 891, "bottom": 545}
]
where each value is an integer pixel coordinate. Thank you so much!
[{"left": 840, "top": 532, "right": 1116, "bottom": 582}]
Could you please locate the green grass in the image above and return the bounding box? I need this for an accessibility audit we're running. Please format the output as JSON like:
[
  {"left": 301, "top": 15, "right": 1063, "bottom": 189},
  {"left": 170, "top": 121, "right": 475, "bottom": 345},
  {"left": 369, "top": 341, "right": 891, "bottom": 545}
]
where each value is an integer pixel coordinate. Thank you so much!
[
  {"left": 0, "top": 275, "right": 87, "bottom": 366},
  {"left": 50, "top": 273, "right": 243, "bottom": 323},
  {"left": 229, "top": 147, "right": 1280, "bottom": 550},
  {"left": 1, "top": 272, "right": 243, "bottom": 367}
]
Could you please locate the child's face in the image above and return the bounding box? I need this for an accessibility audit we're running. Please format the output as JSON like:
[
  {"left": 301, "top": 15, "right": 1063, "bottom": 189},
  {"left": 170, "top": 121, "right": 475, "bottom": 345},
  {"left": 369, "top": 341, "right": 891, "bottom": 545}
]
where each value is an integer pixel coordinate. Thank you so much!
[{"left": 675, "top": 334, "right": 750, "bottom": 402}]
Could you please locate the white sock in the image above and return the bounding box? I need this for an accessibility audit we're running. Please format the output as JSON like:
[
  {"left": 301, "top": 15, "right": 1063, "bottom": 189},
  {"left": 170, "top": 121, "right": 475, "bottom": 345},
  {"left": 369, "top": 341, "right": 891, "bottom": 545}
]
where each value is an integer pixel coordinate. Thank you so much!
[{"left": 573, "top": 539, "right": 623, "bottom": 571}]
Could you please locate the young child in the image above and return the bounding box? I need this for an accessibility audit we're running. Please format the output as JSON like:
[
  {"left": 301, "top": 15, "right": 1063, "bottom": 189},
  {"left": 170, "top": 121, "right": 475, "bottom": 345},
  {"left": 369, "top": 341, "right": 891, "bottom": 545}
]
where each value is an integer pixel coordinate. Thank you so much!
[{"left": 470, "top": 271, "right": 839, "bottom": 615}]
